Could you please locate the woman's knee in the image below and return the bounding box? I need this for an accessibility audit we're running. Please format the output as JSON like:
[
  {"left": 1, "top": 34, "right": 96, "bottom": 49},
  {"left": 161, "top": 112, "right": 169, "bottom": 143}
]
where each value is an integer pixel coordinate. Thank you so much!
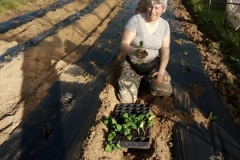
[
  {"left": 117, "top": 91, "right": 136, "bottom": 103},
  {"left": 117, "top": 78, "right": 139, "bottom": 103},
  {"left": 150, "top": 80, "right": 172, "bottom": 97}
]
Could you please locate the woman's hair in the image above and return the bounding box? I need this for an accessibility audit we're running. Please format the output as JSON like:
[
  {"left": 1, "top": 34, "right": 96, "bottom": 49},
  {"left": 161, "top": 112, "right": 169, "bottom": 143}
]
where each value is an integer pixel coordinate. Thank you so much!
[{"left": 147, "top": 0, "right": 168, "bottom": 7}]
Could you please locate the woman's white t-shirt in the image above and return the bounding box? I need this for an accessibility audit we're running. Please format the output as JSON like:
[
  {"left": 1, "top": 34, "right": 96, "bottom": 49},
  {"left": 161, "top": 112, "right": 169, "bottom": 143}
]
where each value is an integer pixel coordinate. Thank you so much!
[{"left": 125, "top": 13, "right": 170, "bottom": 62}]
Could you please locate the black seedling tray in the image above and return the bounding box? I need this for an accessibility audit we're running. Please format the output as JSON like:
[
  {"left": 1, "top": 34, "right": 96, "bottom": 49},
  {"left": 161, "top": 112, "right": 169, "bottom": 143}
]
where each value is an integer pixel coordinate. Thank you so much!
[{"left": 113, "top": 103, "right": 151, "bottom": 149}]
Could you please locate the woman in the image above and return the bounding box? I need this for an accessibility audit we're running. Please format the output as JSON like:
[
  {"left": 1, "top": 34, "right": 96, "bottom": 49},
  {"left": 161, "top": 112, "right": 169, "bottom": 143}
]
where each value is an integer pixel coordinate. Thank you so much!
[{"left": 118, "top": 0, "right": 172, "bottom": 103}]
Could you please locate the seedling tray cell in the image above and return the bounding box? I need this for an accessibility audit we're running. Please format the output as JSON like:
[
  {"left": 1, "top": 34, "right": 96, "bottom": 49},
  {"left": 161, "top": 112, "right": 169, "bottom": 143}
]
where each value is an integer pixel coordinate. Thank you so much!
[
  {"left": 113, "top": 103, "right": 152, "bottom": 149},
  {"left": 114, "top": 103, "right": 150, "bottom": 118}
]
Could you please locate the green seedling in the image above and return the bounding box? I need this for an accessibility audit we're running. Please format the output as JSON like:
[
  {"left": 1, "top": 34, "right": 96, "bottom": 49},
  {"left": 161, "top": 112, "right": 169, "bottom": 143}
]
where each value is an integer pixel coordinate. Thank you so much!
[
  {"left": 183, "top": 50, "right": 188, "bottom": 55},
  {"left": 145, "top": 112, "right": 155, "bottom": 131},
  {"left": 105, "top": 141, "right": 121, "bottom": 152},
  {"left": 103, "top": 112, "right": 155, "bottom": 152},
  {"left": 180, "top": 38, "right": 185, "bottom": 42},
  {"left": 123, "top": 126, "right": 132, "bottom": 140},
  {"left": 4, "top": 55, "right": 11, "bottom": 59},
  {"left": 107, "top": 131, "right": 116, "bottom": 141},
  {"left": 104, "top": 48, "right": 111, "bottom": 52},
  {"left": 171, "top": 31, "right": 177, "bottom": 34},
  {"left": 174, "top": 38, "right": 185, "bottom": 44},
  {"left": 82, "top": 72, "right": 90, "bottom": 80},
  {"left": 103, "top": 116, "right": 122, "bottom": 152},
  {"left": 108, "top": 39, "right": 116, "bottom": 44},
  {"left": 123, "top": 112, "right": 154, "bottom": 135},
  {"left": 118, "top": 23, "right": 122, "bottom": 28},
  {"left": 137, "top": 41, "right": 144, "bottom": 49},
  {"left": 208, "top": 112, "right": 217, "bottom": 121},
  {"left": 123, "top": 113, "right": 140, "bottom": 134},
  {"left": 138, "top": 120, "right": 145, "bottom": 135},
  {"left": 26, "top": 41, "right": 33, "bottom": 46},
  {"left": 0, "top": 25, "right": 4, "bottom": 29}
]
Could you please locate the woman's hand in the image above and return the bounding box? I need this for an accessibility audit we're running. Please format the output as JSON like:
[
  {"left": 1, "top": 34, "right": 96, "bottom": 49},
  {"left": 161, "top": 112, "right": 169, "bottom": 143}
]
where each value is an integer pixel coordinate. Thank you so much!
[
  {"left": 135, "top": 49, "right": 148, "bottom": 59},
  {"left": 152, "top": 71, "right": 164, "bottom": 83}
]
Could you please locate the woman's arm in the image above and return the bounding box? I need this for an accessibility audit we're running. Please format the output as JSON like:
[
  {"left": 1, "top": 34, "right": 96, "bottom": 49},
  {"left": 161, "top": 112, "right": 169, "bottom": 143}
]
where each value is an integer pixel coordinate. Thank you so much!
[
  {"left": 153, "top": 35, "right": 170, "bottom": 83},
  {"left": 120, "top": 29, "right": 136, "bottom": 56},
  {"left": 120, "top": 29, "right": 148, "bottom": 59}
]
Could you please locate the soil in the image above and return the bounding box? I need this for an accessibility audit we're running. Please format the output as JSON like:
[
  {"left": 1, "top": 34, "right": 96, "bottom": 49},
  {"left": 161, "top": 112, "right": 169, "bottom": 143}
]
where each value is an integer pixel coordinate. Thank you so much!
[{"left": 0, "top": 0, "right": 238, "bottom": 159}]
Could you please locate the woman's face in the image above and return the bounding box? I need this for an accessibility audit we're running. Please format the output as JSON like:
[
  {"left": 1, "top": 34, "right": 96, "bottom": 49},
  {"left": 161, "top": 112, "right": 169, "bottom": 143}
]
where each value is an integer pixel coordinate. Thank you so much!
[{"left": 146, "top": 3, "right": 166, "bottom": 21}]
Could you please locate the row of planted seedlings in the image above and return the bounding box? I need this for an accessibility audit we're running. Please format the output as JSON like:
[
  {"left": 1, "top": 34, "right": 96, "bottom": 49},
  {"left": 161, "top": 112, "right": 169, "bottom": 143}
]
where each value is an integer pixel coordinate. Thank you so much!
[{"left": 103, "top": 103, "right": 155, "bottom": 152}]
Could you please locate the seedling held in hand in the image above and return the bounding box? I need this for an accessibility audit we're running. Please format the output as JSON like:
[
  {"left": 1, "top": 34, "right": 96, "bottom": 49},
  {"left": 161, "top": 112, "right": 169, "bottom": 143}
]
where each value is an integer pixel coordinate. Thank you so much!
[
  {"left": 137, "top": 41, "right": 143, "bottom": 48},
  {"left": 136, "top": 41, "right": 148, "bottom": 59},
  {"left": 208, "top": 112, "right": 217, "bottom": 121}
]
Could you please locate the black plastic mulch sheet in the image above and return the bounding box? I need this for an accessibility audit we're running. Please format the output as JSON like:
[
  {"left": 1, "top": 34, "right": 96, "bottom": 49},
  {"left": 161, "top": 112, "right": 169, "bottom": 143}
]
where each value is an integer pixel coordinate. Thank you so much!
[
  {"left": 0, "top": 0, "right": 139, "bottom": 159},
  {"left": 165, "top": 1, "right": 240, "bottom": 159},
  {"left": 0, "top": 0, "right": 106, "bottom": 67},
  {"left": 1, "top": 0, "right": 240, "bottom": 159}
]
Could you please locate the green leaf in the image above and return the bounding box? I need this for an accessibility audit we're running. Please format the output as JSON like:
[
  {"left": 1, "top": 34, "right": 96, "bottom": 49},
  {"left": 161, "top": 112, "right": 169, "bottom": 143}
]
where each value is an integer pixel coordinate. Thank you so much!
[
  {"left": 123, "top": 113, "right": 128, "bottom": 118},
  {"left": 124, "top": 128, "right": 130, "bottom": 135},
  {"left": 148, "top": 120, "right": 153, "bottom": 126},
  {"left": 139, "top": 121, "right": 145, "bottom": 129},
  {"left": 105, "top": 144, "right": 112, "bottom": 152},
  {"left": 103, "top": 119, "right": 109, "bottom": 125},
  {"left": 146, "top": 112, "right": 150, "bottom": 118},
  {"left": 148, "top": 115, "right": 155, "bottom": 120},
  {"left": 111, "top": 118, "right": 117, "bottom": 125},
  {"left": 126, "top": 134, "right": 132, "bottom": 140},
  {"left": 4, "top": 55, "right": 11, "bottom": 59},
  {"left": 137, "top": 115, "right": 144, "bottom": 121},
  {"left": 130, "top": 114, "right": 136, "bottom": 119},
  {"left": 124, "top": 117, "right": 132, "bottom": 123},
  {"left": 116, "top": 141, "right": 122, "bottom": 149},
  {"left": 210, "top": 115, "right": 217, "bottom": 121},
  {"left": 104, "top": 48, "right": 111, "bottom": 52},
  {"left": 139, "top": 41, "right": 143, "bottom": 47},
  {"left": 103, "top": 116, "right": 111, "bottom": 125},
  {"left": 183, "top": 50, "right": 188, "bottom": 55},
  {"left": 208, "top": 112, "right": 212, "bottom": 119},
  {"left": 107, "top": 131, "right": 116, "bottom": 141},
  {"left": 112, "top": 144, "right": 119, "bottom": 150},
  {"left": 115, "top": 124, "right": 122, "bottom": 131},
  {"left": 129, "top": 122, "right": 137, "bottom": 129}
]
